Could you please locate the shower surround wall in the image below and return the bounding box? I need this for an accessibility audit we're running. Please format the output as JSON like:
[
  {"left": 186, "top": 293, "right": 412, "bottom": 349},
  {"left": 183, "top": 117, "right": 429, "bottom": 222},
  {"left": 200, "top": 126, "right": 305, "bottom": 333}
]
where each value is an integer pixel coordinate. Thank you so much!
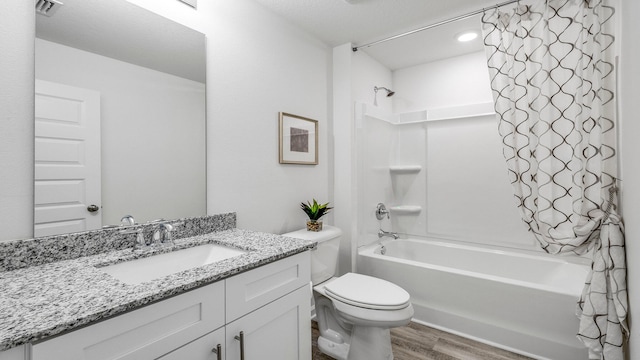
[
  {"left": 357, "top": 51, "right": 535, "bottom": 251},
  {"left": 357, "top": 109, "right": 533, "bottom": 249}
]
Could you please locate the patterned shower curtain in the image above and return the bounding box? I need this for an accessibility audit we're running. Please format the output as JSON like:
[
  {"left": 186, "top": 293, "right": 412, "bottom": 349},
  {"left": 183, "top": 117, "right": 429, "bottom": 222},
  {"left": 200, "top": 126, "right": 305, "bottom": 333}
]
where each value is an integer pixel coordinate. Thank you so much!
[{"left": 481, "top": 0, "right": 628, "bottom": 359}]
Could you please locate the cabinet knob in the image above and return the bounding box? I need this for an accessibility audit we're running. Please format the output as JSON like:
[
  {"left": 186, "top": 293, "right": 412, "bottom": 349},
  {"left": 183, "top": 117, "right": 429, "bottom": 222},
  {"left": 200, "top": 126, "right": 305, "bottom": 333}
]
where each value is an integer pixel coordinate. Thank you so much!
[
  {"left": 211, "top": 343, "right": 222, "bottom": 360},
  {"left": 234, "top": 331, "right": 245, "bottom": 360}
]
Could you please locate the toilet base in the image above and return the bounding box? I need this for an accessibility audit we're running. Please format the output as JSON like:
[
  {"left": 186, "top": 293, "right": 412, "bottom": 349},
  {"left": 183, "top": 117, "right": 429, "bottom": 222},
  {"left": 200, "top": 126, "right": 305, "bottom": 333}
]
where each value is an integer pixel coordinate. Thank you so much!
[
  {"left": 348, "top": 326, "right": 393, "bottom": 360},
  {"left": 318, "top": 335, "right": 350, "bottom": 360},
  {"left": 318, "top": 325, "right": 394, "bottom": 360}
]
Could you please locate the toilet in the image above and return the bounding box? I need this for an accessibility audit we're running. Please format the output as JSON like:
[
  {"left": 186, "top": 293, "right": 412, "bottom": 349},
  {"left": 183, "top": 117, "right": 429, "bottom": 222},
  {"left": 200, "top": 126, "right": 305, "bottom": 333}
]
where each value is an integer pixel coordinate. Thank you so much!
[{"left": 283, "top": 225, "right": 413, "bottom": 360}]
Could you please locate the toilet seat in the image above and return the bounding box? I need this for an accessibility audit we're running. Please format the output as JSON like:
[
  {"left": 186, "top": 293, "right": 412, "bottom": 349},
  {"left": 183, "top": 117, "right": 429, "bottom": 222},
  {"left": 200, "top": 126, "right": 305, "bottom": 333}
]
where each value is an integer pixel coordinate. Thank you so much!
[{"left": 323, "top": 273, "right": 411, "bottom": 310}]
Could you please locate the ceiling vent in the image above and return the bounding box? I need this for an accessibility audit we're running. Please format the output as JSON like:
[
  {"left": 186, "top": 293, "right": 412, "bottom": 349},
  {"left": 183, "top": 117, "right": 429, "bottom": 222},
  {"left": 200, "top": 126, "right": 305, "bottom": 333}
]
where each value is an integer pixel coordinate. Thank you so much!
[{"left": 36, "top": 0, "right": 63, "bottom": 17}]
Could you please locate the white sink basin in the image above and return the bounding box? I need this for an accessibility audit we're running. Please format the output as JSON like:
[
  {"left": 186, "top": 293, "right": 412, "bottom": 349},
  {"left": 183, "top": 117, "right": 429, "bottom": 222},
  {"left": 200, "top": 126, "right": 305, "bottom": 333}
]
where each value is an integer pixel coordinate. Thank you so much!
[{"left": 99, "top": 244, "right": 246, "bottom": 284}]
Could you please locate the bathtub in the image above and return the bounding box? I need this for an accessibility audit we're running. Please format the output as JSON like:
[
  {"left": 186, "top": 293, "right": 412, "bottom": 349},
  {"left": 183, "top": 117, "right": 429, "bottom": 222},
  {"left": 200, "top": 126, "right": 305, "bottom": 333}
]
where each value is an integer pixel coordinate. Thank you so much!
[{"left": 357, "top": 238, "right": 590, "bottom": 360}]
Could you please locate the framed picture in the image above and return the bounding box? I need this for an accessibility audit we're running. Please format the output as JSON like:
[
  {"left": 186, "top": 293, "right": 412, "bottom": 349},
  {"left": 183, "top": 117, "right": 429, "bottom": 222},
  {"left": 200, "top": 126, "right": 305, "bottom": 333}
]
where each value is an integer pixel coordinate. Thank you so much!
[{"left": 279, "top": 112, "right": 318, "bottom": 165}]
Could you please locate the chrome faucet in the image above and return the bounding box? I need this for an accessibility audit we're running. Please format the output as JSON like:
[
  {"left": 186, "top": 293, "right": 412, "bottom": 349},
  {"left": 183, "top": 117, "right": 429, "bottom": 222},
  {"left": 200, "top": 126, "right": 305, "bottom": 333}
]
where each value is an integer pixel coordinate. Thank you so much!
[
  {"left": 378, "top": 229, "right": 399, "bottom": 240},
  {"left": 120, "top": 215, "right": 136, "bottom": 226},
  {"left": 153, "top": 223, "right": 175, "bottom": 246}
]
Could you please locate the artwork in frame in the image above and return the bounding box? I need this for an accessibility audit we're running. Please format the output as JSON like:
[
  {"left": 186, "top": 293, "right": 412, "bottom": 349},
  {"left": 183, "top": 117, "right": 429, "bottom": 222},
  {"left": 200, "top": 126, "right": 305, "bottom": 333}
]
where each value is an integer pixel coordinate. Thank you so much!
[{"left": 279, "top": 112, "right": 318, "bottom": 165}]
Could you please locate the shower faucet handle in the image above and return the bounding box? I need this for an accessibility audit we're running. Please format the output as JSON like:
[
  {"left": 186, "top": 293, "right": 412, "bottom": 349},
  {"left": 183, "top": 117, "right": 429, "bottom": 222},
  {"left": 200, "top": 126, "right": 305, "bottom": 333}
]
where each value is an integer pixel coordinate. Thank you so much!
[{"left": 376, "top": 203, "right": 390, "bottom": 220}]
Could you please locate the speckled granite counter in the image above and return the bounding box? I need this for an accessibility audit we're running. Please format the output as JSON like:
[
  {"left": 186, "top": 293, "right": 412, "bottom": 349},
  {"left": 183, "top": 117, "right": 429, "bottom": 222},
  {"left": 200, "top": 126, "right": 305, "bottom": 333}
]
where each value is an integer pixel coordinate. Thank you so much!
[{"left": 0, "top": 226, "right": 315, "bottom": 351}]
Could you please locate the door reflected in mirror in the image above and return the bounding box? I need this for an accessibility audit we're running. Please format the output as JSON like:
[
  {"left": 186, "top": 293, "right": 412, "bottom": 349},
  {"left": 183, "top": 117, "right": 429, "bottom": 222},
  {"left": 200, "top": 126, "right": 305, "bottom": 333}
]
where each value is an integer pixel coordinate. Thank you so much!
[{"left": 35, "top": 0, "right": 206, "bottom": 236}]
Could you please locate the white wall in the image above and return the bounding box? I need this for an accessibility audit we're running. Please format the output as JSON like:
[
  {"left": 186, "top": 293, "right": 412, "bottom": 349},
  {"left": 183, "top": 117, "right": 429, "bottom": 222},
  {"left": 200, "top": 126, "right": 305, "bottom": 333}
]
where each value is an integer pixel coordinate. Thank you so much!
[
  {"left": 35, "top": 39, "right": 206, "bottom": 226},
  {"left": 620, "top": 0, "right": 640, "bottom": 358},
  {"left": 206, "top": 1, "right": 331, "bottom": 234},
  {"left": 0, "top": 0, "right": 34, "bottom": 242},
  {"left": 393, "top": 51, "right": 494, "bottom": 114},
  {"left": 352, "top": 51, "right": 394, "bottom": 112},
  {"left": 332, "top": 44, "right": 356, "bottom": 274}
]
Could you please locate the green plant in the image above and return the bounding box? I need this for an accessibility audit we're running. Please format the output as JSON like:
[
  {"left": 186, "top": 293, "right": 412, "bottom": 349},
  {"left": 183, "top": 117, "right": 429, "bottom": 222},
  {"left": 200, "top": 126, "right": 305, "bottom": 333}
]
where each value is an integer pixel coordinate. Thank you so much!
[{"left": 300, "top": 199, "right": 333, "bottom": 221}]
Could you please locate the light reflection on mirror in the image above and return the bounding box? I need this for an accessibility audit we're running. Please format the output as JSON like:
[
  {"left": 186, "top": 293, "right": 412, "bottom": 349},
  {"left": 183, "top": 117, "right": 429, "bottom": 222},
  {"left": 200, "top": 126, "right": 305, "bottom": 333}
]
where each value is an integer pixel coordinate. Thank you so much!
[{"left": 34, "top": 0, "right": 206, "bottom": 236}]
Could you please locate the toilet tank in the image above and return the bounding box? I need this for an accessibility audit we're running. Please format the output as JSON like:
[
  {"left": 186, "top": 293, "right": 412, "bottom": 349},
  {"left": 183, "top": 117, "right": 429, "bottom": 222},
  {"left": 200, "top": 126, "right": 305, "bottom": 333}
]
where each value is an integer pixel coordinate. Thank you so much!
[{"left": 282, "top": 225, "right": 342, "bottom": 285}]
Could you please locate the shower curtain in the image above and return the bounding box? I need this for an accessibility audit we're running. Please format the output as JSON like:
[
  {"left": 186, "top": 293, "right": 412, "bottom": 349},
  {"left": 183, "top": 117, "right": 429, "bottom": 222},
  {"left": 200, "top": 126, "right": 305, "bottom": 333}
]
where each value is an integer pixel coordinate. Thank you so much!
[{"left": 481, "top": 1, "right": 628, "bottom": 359}]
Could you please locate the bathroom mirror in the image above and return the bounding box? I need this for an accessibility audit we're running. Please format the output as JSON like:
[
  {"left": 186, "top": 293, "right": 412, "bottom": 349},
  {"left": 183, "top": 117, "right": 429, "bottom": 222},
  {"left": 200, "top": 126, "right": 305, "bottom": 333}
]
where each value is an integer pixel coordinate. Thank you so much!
[{"left": 34, "top": 0, "right": 206, "bottom": 236}]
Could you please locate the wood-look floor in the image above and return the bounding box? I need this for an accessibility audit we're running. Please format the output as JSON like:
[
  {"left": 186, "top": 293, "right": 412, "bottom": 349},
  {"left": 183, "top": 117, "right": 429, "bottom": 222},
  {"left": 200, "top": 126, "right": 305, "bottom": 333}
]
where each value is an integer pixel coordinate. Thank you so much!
[{"left": 311, "top": 321, "right": 533, "bottom": 360}]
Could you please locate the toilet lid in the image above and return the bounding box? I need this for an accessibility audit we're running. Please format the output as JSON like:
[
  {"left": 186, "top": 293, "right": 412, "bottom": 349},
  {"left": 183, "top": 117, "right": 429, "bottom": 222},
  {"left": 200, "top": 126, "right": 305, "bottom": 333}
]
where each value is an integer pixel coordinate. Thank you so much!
[{"left": 324, "top": 273, "right": 411, "bottom": 310}]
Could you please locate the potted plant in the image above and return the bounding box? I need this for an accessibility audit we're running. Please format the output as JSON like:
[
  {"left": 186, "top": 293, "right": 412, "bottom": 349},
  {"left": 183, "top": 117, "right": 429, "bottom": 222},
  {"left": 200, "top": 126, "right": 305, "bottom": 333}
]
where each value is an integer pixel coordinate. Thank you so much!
[{"left": 301, "top": 199, "right": 332, "bottom": 232}]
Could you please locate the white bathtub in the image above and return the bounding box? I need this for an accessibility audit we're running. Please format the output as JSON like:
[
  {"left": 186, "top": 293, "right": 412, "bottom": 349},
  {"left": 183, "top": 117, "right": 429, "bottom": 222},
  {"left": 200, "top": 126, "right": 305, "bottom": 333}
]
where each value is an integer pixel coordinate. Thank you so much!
[{"left": 357, "top": 238, "right": 590, "bottom": 360}]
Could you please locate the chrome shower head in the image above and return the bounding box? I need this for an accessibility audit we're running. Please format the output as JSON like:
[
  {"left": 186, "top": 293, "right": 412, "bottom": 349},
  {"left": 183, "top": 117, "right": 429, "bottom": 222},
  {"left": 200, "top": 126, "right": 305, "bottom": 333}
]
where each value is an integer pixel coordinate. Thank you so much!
[
  {"left": 373, "top": 86, "right": 395, "bottom": 106},
  {"left": 374, "top": 86, "right": 395, "bottom": 97}
]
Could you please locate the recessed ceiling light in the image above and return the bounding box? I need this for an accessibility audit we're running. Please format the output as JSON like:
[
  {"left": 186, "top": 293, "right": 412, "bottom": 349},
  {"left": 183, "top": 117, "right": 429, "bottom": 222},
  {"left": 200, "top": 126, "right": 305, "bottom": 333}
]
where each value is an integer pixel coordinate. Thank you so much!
[{"left": 457, "top": 31, "right": 478, "bottom": 42}]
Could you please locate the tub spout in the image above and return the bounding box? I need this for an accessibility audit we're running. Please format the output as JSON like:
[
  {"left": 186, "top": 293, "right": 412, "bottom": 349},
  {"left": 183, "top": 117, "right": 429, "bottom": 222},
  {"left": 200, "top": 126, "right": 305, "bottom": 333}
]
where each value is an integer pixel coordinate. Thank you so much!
[{"left": 378, "top": 229, "right": 399, "bottom": 239}]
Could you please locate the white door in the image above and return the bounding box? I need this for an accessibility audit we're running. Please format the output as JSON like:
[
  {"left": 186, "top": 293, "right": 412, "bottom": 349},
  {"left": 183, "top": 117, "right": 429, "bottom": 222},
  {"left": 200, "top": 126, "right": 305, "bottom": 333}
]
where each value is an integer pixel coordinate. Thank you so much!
[{"left": 34, "top": 79, "right": 101, "bottom": 237}]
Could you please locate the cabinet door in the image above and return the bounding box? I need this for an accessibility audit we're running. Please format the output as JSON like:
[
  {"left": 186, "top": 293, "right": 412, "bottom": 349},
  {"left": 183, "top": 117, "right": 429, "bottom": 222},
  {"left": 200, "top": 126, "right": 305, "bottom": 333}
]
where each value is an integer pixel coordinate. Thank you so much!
[
  {"left": 32, "top": 281, "right": 225, "bottom": 360},
  {"left": 225, "top": 285, "right": 311, "bottom": 360},
  {"left": 226, "top": 251, "right": 310, "bottom": 323},
  {"left": 157, "top": 327, "right": 225, "bottom": 360}
]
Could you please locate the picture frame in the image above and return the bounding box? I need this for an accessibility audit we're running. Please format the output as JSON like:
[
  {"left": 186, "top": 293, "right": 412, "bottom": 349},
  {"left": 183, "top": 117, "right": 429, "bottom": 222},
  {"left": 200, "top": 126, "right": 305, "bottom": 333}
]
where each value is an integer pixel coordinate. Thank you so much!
[{"left": 279, "top": 112, "right": 318, "bottom": 165}]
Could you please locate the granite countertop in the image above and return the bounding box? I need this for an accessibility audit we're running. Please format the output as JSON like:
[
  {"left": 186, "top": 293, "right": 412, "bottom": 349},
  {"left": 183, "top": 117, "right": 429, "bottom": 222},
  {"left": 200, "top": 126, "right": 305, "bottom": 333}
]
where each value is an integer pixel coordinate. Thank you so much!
[{"left": 0, "top": 228, "right": 315, "bottom": 351}]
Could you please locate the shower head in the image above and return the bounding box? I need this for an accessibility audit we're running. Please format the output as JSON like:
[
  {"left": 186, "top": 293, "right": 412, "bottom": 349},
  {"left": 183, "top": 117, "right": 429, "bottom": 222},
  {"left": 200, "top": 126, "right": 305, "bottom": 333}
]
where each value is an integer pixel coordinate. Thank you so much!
[
  {"left": 373, "top": 86, "right": 395, "bottom": 106},
  {"left": 374, "top": 86, "right": 395, "bottom": 97}
]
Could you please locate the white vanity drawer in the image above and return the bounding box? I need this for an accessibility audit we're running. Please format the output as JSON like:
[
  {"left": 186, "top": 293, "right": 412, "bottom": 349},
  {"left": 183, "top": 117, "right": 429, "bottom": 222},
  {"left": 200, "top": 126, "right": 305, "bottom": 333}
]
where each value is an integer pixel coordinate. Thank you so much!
[
  {"left": 31, "top": 281, "right": 225, "bottom": 360},
  {"left": 225, "top": 251, "right": 310, "bottom": 322}
]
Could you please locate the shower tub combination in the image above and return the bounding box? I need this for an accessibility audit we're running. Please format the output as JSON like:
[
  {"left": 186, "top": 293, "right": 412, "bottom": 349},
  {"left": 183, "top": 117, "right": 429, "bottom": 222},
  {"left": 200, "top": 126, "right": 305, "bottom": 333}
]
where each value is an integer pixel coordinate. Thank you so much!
[{"left": 358, "top": 238, "right": 590, "bottom": 360}]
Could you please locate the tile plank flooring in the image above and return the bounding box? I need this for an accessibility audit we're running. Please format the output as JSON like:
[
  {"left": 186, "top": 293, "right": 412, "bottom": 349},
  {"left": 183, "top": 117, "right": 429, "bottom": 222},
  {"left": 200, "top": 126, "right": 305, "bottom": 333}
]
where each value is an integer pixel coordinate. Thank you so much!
[{"left": 311, "top": 321, "right": 533, "bottom": 360}]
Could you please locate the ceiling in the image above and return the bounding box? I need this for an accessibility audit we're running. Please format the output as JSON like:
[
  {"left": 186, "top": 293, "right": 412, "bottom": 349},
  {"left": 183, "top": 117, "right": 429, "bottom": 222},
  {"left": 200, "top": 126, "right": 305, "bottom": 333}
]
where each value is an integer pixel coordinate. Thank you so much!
[{"left": 250, "top": 0, "right": 504, "bottom": 70}]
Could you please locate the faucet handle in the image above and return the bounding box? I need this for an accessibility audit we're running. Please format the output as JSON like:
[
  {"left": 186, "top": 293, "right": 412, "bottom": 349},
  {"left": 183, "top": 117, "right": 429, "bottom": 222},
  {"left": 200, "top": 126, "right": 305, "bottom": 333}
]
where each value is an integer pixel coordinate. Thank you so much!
[
  {"left": 376, "top": 203, "right": 390, "bottom": 220},
  {"left": 120, "top": 227, "right": 147, "bottom": 247},
  {"left": 134, "top": 229, "right": 146, "bottom": 247},
  {"left": 162, "top": 224, "right": 175, "bottom": 246}
]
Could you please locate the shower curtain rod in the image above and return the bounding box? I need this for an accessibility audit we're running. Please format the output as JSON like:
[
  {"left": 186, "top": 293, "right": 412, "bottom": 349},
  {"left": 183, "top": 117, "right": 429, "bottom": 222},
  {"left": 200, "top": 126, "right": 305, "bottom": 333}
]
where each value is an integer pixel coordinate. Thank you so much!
[{"left": 351, "top": 0, "right": 521, "bottom": 52}]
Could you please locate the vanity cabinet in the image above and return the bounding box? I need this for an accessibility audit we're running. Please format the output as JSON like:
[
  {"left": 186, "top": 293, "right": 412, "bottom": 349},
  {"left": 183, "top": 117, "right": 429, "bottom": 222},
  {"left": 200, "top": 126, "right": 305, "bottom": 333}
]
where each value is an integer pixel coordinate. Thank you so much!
[
  {"left": 31, "top": 281, "right": 226, "bottom": 360},
  {"left": 28, "top": 251, "right": 311, "bottom": 360}
]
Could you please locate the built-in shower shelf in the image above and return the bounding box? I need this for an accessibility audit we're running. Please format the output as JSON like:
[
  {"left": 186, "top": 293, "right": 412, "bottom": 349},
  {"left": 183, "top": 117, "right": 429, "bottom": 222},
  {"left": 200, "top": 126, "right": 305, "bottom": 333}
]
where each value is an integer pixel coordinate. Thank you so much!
[
  {"left": 389, "top": 205, "right": 422, "bottom": 215},
  {"left": 389, "top": 165, "right": 422, "bottom": 174}
]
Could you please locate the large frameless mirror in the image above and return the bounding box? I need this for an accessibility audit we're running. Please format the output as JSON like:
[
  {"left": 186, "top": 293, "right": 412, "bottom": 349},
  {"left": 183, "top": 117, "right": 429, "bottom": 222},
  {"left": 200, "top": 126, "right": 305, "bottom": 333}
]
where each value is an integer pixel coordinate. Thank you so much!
[{"left": 34, "top": 0, "right": 206, "bottom": 236}]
